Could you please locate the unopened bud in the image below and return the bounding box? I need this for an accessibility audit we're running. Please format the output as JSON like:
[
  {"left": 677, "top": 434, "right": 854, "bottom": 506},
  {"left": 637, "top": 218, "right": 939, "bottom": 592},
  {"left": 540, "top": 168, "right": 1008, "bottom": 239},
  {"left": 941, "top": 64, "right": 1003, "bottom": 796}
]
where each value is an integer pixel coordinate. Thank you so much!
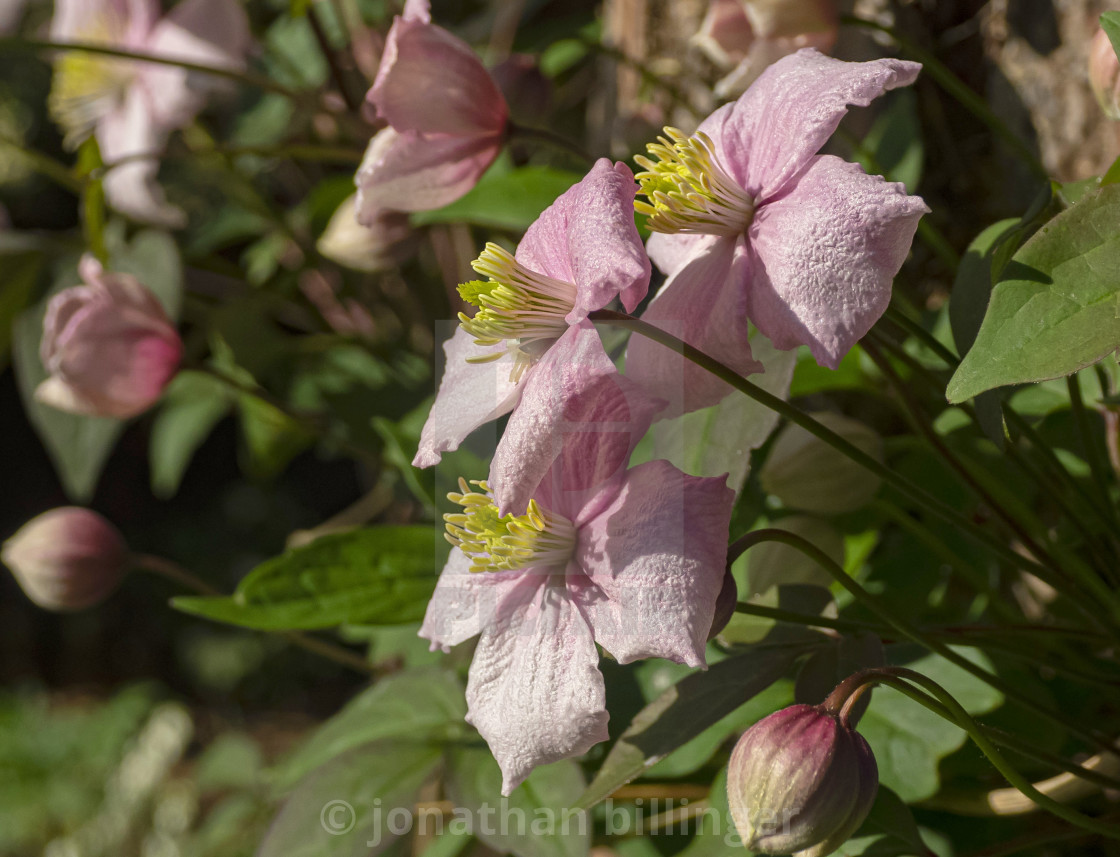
[
  {"left": 727, "top": 704, "right": 878, "bottom": 856},
  {"left": 2, "top": 508, "right": 128, "bottom": 611},
  {"left": 1090, "top": 27, "right": 1120, "bottom": 120},
  {"left": 759, "top": 413, "right": 883, "bottom": 514}
]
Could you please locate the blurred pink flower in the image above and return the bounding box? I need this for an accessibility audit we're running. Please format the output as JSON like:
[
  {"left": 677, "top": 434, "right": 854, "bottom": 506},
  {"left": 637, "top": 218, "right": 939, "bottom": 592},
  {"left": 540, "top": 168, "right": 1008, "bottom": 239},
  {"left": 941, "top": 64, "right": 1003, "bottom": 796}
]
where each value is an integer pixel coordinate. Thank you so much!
[
  {"left": 628, "top": 50, "right": 929, "bottom": 414},
  {"left": 421, "top": 400, "right": 733, "bottom": 794},
  {"left": 354, "top": 0, "right": 509, "bottom": 216},
  {"left": 37, "top": 254, "right": 182, "bottom": 419},
  {"left": 48, "top": 0, "right": 250, "bottom": 226},
  {"left": 693, "top": 0, "right": 838, "bottom": 98},
  {"left": 413, "top": 159, "right": 655, "bottom": 516}
]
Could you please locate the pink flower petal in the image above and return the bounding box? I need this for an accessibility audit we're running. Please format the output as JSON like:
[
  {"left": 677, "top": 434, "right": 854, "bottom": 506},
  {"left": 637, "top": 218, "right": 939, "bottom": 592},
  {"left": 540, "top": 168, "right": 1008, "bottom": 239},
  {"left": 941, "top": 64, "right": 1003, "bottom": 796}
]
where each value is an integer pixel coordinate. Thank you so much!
[
  {"left": 465, "top": 575, "right": 609, "bottom": 794},
  {"left": 645, "top": 232, "right": 713, "bottom": 277},
  {"left": 746, "top": 154, "right": 928, "bottom": 367},
  {"left": 489, "top": 322, "right": 665, "bottom": 517},
  {"left": 713, "top": 49, "right": 921, "bottom": 201},
  {"left": 370, "top": 14, "right": 506, "bottom": 137},
  {"left": 418, "top": 547, "right": 523, "bottom": 652},
  {"left": 516, "top": 159, "right": 650, "bottom": 319},
  {"left": 141, "top": 0, "right": 250, "bottom": 129},
  {"left": 626, "top": 236, "right": 762, "bottom": 417},
  {"left": 413, "top": 327, "right": 524, "bottom": 468},
  {"left": 574, "top": 459, "right": 734, "bottom": 667},
  {"left": 95, "top": 89, "right": 185, "bottom": 227},
  {"left": 355, "top": 126, "right": 502, "bottom": 213}
]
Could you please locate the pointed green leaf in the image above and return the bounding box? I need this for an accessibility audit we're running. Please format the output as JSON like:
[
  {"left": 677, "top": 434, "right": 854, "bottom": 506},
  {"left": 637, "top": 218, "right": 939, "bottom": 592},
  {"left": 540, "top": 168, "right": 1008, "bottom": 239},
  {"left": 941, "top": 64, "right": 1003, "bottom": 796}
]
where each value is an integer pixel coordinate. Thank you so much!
[
  {"left": 948, "top": 184, "right": 1120, "bottom": 402},
  {"left": 173, "top": 526, "right": 445, "bottom": 631}
]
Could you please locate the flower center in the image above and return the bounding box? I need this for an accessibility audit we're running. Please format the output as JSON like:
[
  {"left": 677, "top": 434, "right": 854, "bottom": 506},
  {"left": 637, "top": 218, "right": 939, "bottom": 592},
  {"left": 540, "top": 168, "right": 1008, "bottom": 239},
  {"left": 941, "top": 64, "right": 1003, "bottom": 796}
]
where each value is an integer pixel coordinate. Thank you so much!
[
  {"left": 48, "top": 13, "right": 136, "bottom": 148},
  {"left": 457, "top": 243, "right": 577, "bottom": 383},
  {"left": 444, "top": 478, "right": 577, "bottom": 574},
  {"left": 634, "top": 127, "right": 756, "bottom": 236}
]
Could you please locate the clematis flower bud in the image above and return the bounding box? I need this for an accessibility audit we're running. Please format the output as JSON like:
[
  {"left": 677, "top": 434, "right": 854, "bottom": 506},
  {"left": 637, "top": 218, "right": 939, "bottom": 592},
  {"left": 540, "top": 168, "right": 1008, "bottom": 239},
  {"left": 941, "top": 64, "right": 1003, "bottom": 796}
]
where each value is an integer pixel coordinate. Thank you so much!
[
  {"left": 727, "top": 704, "right": 878, "bottom": 857},
  {"left": 1090, "top": 27, "right": 1120, "bottom": 120},
  {"left": 2, "top": 507, "right": 129, "bottom": 611},
  {"left": 36, "top": 255, "right": 182, "bottom": 420},
  {"left": 759, "top": 413, "right": 884, "bottom": 515}
]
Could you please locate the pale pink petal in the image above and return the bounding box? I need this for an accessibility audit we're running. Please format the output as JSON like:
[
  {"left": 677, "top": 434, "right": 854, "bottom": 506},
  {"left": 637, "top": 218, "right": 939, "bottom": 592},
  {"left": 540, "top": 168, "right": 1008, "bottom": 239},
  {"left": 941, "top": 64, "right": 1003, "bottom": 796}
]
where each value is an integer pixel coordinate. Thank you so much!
[
  {"left": 645, "top": 232, "right": 712, "bottom": 277},
  {"left": 692, "top": 0, "right": 754, "bottom": 68},
  {"left": 573, "top": 460, "right": 733, "bottom": 666},
  {"left": 746, "top": 155, "right": 927, "bottom": 367},
  {"left": 402, "top": 0, "right": 430, "bottom": 22},
  {"left": 713, "top": 49, "right": 921, "bottom": 200},
  {"left": 466, "top": 575, "right": 609, "bottom": 794},
  {"left": 489, "top": 323, "right": 664, "bottom": 517},
  {"left": 516, "top": 159, "right": 650, "bottom": 319},
  {"left": 413, "top": 327, "right": 524, "bottom": 468},
  {"left": 355, "top": 126, "right": 502, "bottom": 213},
  {"left": 34, "top": 375, "right": 100, "bottom": 416},
  {"left": 95, "top": 89, "right": 184, "bottom": 227},
  {"left": 418, "top": 548, "right": 523, "bottom": 652},
  {"left": 140, "top": 0, "right": 250, "bottom": 129},
  {"left": 370, "top": 14, "right": 506, "bottom": 137},
  {"left": 626, "top": 236, "right": 762, "bottom": 417}
]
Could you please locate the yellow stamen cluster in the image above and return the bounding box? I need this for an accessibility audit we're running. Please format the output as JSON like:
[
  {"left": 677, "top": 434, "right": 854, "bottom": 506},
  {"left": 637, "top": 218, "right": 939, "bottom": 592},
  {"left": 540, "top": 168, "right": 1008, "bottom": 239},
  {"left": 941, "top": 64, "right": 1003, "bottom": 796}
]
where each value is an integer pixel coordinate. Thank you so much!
[
  {"left": 458, "top": 243, "right": 577, "bottom": 382},
  {"left": 444, "top": 479, "right": 577, "bottom": 574},
  {"left": 48, "top": 17, "right": 135, "bottom": 148},
  {"left": 634, "top": 127, "right": 755, "bottom": 236}
]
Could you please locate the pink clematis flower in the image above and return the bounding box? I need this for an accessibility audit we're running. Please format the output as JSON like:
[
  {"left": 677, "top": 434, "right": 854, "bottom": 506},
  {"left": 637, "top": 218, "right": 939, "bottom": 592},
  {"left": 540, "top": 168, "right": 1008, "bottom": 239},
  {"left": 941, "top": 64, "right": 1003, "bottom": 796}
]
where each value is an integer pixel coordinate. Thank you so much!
[
  {"left": 354, "top": 0, "right": 509, "bottom": 218},
  {"left": 627, "top": 49, "right": 929, "bottom": 415},
  {"left": 48, "top": 0, "right": 250, "bottom": 226},
  {"left": 413, "top": 158, "right": 655, "bottom": 517},
  {"left": 421, "top": 395, "right": 734, "bottom": 794},
  {"left": 37, "top": 254, "right": 182, "bottom": 419},
  {"left": 693, "top": 0, "right": 838, "bottom": 98}
]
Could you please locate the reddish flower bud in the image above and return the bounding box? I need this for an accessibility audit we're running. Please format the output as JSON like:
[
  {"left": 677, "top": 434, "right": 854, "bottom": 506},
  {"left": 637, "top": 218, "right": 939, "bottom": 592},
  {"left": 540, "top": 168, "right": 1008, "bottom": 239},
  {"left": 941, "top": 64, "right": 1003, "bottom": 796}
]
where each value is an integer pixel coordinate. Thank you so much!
[
  {"left": 2, "top": 507, "right": 128, "bottom": 611},
  {"left": 1090, "top": 27, "right": 1120, "bottom": 121},
  {"left": 36, "top": 255, "right": 182, "bottom": 419},
  {"left": 727, "top": 704, "right": 878, "bottom": 857}
]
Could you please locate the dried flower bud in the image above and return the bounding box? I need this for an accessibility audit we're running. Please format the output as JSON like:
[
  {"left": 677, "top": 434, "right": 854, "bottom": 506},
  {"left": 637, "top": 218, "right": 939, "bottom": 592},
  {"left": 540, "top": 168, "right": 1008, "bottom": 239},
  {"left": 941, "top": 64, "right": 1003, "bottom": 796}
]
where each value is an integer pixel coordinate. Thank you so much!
[
  {"left": 727, "top": 704, "right": 878, "bottom": 857},
  {"left": 36, "top": 255, "right": 182, "bottom": 419},
  {"left": 759, "top": 413, "right": 883, "bottom": 515},
  {"left": 2, "top": 507, "right": 128, "bottom": 611},
  {"left": 1090, "top": 27, "right": 1120, "bottom": 120}
]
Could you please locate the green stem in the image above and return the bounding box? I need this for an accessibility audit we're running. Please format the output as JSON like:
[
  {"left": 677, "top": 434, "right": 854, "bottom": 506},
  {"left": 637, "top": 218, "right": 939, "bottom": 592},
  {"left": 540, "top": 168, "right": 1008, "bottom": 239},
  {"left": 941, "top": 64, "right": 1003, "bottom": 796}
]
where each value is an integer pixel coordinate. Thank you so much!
[
  {"left": 838, "top": 16, "right": 1048, "bottom": 182},
  {"left": 591, "top": 310, "right": 1077, "bottom": 589},
  {"left": 101, "top": 143, "right": 365, "bottom": 172},
  {"left": 1067, "top": 375, "right": 1118, "bottom": 528},
  {"left": 507, "top": 123, "right": 595, "bottom": 167},
  {"left": 0, "top": 133, "right": 83, "bottom": 193},
  {"left": 880, "top": 306, "right": 1120, "bottom": 561},
  {"left": 861, "top": 668, "right": 1120, "bottom": 839},
  {"left": 732, "top": 602, "right": 885, "bottom": 636},
  {"left": 132, "top": 553, "right": 374, "bottom": 675},
  {"left": 730, "top": 528, "right": 1120, "bottom": 757},
  {"left": 1, "top": 38, "right": 302, "bottom": 100},
  {"left": 863, "top": 337, "right": 1112, "bottom": 618}
]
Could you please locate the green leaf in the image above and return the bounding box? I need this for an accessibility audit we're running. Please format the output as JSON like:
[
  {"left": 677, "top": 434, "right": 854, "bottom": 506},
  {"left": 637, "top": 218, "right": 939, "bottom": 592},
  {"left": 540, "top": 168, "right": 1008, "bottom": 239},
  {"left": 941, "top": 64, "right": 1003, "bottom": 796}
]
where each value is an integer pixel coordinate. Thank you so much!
[
  {"left": 575, "top": 647, "right": 802, "bottom": 809},
  {"left": 273, "top": 669, "right": 466, "bottom": 790},
  {"left": 110, "top": 228, "right": 183, "bottom": 319},
  {"left": 858, "top": 647, "right": 1003, "bottom": 802},
  {"left": 173, "top": 526, "right": 445, "bottom": 631},
  {"left": 674, "top": 767, "right": 740, "bottom": 857},
  {"left": 237, "top": 393, "right": 316, "bottom": 481},
  {"left": 947, "top": 184, "right": 1120, "bottom": 402},
  {"left": 258, "top": 740, "right": 442, "bottom": 857},
  {"left": 149, "top": 371, "right": 233, "bottom": 498},
  {"left": 446, "top": 749, "right": 589, "bottom": 857},
  {"left": 1101, "top": 11, "right": 1120, "bottom": 62},
  {"left": 412, "top": 162, "right": 583, "bottom": 232}
]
